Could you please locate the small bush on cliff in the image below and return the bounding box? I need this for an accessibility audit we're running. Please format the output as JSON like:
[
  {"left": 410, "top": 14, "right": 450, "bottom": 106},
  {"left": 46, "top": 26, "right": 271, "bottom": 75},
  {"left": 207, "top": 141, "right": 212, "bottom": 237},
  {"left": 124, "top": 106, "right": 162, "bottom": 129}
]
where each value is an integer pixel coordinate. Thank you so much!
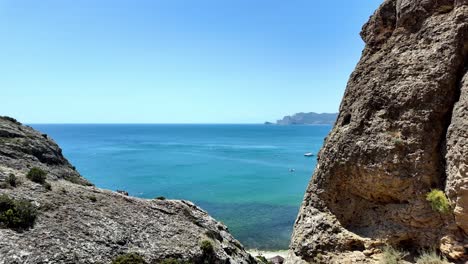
[
  {"left": 255, "top": 255, "right": 271, "bottom": 264},
  {"left": 7, "top": 173, "right": 17, "bottom": 187},
  {"left": 111, "top": 253, "right": 147, "bottom": 264},
  {"left": 159, "top": 258, "right": 192, "bottom": 264},
  {"left": 426, "top": 189, "right": 450, "bottom": 214},
  {"left": 44, "top": 182, "right": 52, "bottom": 191},
  {"left": 0, "top": 116, "right": 21, "bottom": 124},
  {"left": 63, "top": 173, "right": 93, "bottom": 186},
  {"left": 26, "top": 167, "right": 47, "bottom": 184},
  {"left": 379, "top": 246, "right": 407, "bottom": 264},
  {"left": 0, "top": 194, "right": 37, "bottom": 230},
  {"left": 200, "top": 239, "right": 214, "bottom": 254},
  {"left": 415, "top": 250, "right": 449, "bottom": 264}
]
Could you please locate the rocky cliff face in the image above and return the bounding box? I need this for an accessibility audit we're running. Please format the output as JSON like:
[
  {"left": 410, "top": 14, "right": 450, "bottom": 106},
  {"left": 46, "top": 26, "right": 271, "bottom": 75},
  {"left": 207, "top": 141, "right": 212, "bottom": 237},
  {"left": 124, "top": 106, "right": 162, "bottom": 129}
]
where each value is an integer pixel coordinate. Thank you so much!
[
  {"left": 0, "top": 117, "right": 255, "bottom": 264},
  {"left": 289, "top": 0, "right": 468, "bottom": 263}
]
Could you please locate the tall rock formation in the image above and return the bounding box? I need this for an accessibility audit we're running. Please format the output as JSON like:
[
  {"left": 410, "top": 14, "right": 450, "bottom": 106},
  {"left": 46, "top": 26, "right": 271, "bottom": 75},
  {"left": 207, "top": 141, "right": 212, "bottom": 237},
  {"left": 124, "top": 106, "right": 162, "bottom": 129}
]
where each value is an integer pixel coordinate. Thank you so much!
[
  {"left": 0, "top": 117, "right": 255, "bottom": 264},
  {"left": 289, "top": 0, "right": 468, "bottom": 263}
]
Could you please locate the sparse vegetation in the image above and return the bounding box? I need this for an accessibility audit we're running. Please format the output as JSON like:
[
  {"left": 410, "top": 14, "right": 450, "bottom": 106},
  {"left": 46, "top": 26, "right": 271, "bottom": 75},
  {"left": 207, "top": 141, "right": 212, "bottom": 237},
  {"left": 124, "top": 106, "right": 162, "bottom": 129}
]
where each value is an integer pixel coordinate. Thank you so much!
[
  {"left": 0, "top": 116, "right": 21, "bottom": 124},
  {"left": 0, "top": 194, "right": 37, "bottom": 230},
  {"left": 205, "top": 230, "right": 222, "bottom": 241},
  {"left": 256, "top": 255, "right": 270, "bottom": 264},
  {"left": 232, "top": 239, "right": 243, "bottom": 249},
  {"left": 7, "top": 173, "right": 17, "bottom": 187},
  {"left": 415, "top": 250, "right": 449, "bottom": 264},
  {"left": 392, "top": 137, "right": 404, "bottom": 145},
  {"left": 159, "top": 259, "right": 179, "bottom": 264},
  {"left": 379, "top": 246, "right": 407, "bottom": 264},
  {"left": 159, "top": 258, "right": 192, "bottom": 264},
  {"left": 155, "top": 196, "right": 166, "bottom": 200},
  {"left": 313, "top": 253, "right": 324, "bottom": 263},
  {"left": 44, "top": 182, "right": 52, "bottom": 191},
  {"left": 111, "top": 253, "right": 147, "bottom": 264},
  {"left": 88, "top": 195, "right": 97, "bottom": 202},
  {"left": 426, "top": 189, "right": 450, "bottom": 214},
  {"left": 200, "top": 239, "right": 214, "bottom": 254},
  {"left": 387, "top": 131, "right": 404, "bottom": 146},
  {"left": 63, "top": 173, "right": 93, "bottom": 186},
  {"left": 26, "top": 167, "right": 47, "bottom": 184},
  {"left": 199, "top": 239, "right": 215, "bottom": 263}
]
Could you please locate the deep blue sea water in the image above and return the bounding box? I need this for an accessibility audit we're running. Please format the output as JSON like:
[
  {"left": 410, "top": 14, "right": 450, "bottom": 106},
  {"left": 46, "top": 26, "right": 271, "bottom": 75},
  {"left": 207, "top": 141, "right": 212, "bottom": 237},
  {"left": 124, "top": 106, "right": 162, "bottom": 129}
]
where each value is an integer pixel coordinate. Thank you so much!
[{"left": 30, "top": 124, "right": 331, "bottom": 250}]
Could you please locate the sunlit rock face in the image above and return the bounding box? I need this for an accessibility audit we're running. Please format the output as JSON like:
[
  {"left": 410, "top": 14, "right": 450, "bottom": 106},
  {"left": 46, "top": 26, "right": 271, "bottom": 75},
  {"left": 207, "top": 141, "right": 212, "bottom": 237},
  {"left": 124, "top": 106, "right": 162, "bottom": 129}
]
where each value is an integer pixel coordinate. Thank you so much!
[{"left": 288, "top": 0, "right": 468, "bottom": 263}]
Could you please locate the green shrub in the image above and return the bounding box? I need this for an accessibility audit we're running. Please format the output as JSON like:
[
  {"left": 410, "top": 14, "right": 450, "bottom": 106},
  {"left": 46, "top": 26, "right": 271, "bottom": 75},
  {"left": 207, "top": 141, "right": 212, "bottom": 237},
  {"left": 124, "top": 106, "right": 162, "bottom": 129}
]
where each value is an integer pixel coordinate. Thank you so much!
[
  {"left": 379, "top": 246, "right": 407, "bottom": 264},
  {"left": 160, "top": 259, "right": 179, "bottom": 264},
  {"left": 111, "top": 253, "right": 147, "bottom": 264},
  {"left": 155, "top": 196, "right": 166, "bottom": 200},
  {"left": 159, "top": 259, "right": 191, "bottom": 264},
  {"left": 0, "top": 194, "right": 37, "bottom": 230},
  {"left": 63, "top": 173, "right": 93, "bottom": 186},
  {"left": 426, "top": 189, "right": 450, "bottom": 214},
  {"left": 200, "top": 240, "right": 214, "bottom": 254},
  {"left": 88, "top": 195, "right": 97, "bottom": 202},
  {"left": 205, "top": 230, "right": 222, "bottom": 241},
  {"left": 159, "top": 259, "right": 192, "bottom": 264},
  {"left": 256, "top": 255, "right": 270, "bottom": 264},
  {"left": 0, "top": 116, "right": 20, "bottom": 124},
  {"left": 26, "top": 167, "right": 47, "bottom": 184},
  {"left": 415, "top": 250, "right": 449, "bottom": 264},
  {"left": 7, "top": 173, "right": 17, "bottom": 187}
]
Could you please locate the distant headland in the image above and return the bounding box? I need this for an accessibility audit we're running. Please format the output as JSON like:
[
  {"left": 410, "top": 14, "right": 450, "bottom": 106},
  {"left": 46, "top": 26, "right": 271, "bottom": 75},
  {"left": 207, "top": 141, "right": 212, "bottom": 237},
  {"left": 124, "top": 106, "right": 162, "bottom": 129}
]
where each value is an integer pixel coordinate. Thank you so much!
[{"left": 265, "top": 112, "right": 338, "bottom": 125}]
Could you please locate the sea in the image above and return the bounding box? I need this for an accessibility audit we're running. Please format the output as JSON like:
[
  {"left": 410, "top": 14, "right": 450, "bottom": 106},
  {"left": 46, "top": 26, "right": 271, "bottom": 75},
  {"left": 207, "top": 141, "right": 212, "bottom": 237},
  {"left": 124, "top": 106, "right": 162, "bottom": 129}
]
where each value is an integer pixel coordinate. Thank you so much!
[{"left": 30, "top": 124, "right": 331, "bottom": 250}]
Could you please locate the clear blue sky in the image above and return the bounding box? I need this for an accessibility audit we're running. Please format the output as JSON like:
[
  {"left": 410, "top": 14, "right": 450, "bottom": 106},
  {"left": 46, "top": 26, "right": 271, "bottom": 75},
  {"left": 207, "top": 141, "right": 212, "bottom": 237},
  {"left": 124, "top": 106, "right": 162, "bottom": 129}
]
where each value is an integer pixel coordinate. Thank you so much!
[{"left": 0, "top": 0, "right": 382, "bottom": 123}]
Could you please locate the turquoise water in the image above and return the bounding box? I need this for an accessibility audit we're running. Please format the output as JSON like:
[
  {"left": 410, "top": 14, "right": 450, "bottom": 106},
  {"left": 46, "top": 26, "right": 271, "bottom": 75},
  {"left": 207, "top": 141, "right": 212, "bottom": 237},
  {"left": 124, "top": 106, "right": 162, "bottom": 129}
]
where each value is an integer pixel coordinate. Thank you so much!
[{"left": 30, "top": 124, "right": 330, "bottom": 249}]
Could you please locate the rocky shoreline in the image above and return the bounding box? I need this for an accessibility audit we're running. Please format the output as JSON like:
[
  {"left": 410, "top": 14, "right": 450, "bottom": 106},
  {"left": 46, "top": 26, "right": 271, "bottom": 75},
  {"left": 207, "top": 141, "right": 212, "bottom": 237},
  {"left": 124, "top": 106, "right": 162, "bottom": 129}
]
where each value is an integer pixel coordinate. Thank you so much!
[{"left": 0, "top": 117, "right": 256, "bottom": 264}]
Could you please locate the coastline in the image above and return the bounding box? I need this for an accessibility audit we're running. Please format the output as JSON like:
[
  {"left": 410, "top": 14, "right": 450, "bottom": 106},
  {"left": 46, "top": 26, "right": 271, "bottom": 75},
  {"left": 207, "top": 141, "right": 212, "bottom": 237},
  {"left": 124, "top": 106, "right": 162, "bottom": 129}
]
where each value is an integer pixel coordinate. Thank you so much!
[{"left": 247, "top": 249, "right": 288, "bottom": 259}]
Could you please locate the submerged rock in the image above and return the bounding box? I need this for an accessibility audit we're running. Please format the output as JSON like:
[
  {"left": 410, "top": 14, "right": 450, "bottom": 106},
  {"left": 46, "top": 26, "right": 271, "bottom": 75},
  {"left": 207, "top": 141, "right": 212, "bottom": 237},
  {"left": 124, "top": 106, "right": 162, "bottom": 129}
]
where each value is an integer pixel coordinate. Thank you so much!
[
  {"left": 0, "top": 117, "right": 255, "bottom": 264},
  {"left": 289, "top": 0, "right": 468, "bottom": 263}
]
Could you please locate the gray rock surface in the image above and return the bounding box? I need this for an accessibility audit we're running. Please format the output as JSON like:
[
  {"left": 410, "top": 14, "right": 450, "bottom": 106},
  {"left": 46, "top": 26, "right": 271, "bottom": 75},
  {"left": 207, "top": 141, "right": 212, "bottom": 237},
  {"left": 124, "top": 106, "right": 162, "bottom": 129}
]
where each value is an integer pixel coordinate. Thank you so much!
[
  {"left": 288, "top": 0, "right": 468, "bottom": 263},
  {"left": 0, "top": 117, "right": 256, "bottom": 264}
]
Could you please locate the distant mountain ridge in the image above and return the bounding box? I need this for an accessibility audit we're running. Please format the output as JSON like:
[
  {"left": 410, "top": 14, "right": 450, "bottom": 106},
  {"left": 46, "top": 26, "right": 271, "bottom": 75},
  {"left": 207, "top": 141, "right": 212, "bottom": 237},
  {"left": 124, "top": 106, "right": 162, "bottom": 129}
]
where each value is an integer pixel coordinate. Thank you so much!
[{"left": 268, "top": 112, "right": 338, "bottom": 125}]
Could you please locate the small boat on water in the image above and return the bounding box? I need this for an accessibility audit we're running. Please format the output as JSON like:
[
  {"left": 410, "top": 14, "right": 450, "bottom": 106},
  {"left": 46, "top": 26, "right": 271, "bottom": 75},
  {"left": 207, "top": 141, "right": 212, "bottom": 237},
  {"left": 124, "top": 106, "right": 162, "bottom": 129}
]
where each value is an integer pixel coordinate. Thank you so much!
[{"left": 304, "top": 152, "right": 314, "bottom": 157}]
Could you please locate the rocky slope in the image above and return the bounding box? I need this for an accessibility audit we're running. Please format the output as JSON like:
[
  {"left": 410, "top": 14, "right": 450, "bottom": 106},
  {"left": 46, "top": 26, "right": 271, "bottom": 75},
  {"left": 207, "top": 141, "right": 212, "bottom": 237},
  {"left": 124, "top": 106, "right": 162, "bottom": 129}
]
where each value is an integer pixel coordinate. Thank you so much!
[
  {"left": 0, "top": 117, "right": 256, "bottom": 264},
  {"left": 288, "top": 0, "right": 468, "bottom": 263}
]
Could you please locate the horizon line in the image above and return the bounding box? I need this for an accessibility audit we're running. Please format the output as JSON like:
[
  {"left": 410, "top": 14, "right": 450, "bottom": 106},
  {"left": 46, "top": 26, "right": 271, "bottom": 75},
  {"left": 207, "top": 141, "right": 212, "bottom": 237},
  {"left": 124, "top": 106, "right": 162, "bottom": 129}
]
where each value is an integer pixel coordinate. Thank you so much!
[{"left": 26, "top": 122, "right": 334, "bottom": 125}]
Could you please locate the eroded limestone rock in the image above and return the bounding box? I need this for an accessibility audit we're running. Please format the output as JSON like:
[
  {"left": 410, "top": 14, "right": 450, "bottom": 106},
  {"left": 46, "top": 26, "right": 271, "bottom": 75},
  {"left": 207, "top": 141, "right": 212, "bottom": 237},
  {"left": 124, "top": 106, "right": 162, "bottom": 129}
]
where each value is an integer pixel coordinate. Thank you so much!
[{"left": 289, "top": 0, "right": 468, "bottom": 263}]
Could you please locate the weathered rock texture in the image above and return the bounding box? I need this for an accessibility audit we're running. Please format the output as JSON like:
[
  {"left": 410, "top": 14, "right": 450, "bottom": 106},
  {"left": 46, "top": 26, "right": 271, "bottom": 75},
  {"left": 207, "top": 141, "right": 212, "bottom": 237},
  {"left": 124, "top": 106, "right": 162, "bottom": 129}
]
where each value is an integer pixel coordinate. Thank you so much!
[
  {"left": 289, "top": 0, "right": 468, "bottom": 263},
  {"left": 0, "top": 117, "right": 255, "bottom": 264}
]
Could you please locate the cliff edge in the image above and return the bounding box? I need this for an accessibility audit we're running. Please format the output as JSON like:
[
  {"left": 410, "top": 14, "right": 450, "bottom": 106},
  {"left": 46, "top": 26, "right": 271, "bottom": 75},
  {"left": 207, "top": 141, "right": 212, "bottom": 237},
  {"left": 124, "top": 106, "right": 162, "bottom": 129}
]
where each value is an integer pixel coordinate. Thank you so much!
[
  {"left": 0, "top": 117, "right": 255, "bottom": 264},
  {"left": 289, "top": 0, "right": 468, "bottom": 263}
]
